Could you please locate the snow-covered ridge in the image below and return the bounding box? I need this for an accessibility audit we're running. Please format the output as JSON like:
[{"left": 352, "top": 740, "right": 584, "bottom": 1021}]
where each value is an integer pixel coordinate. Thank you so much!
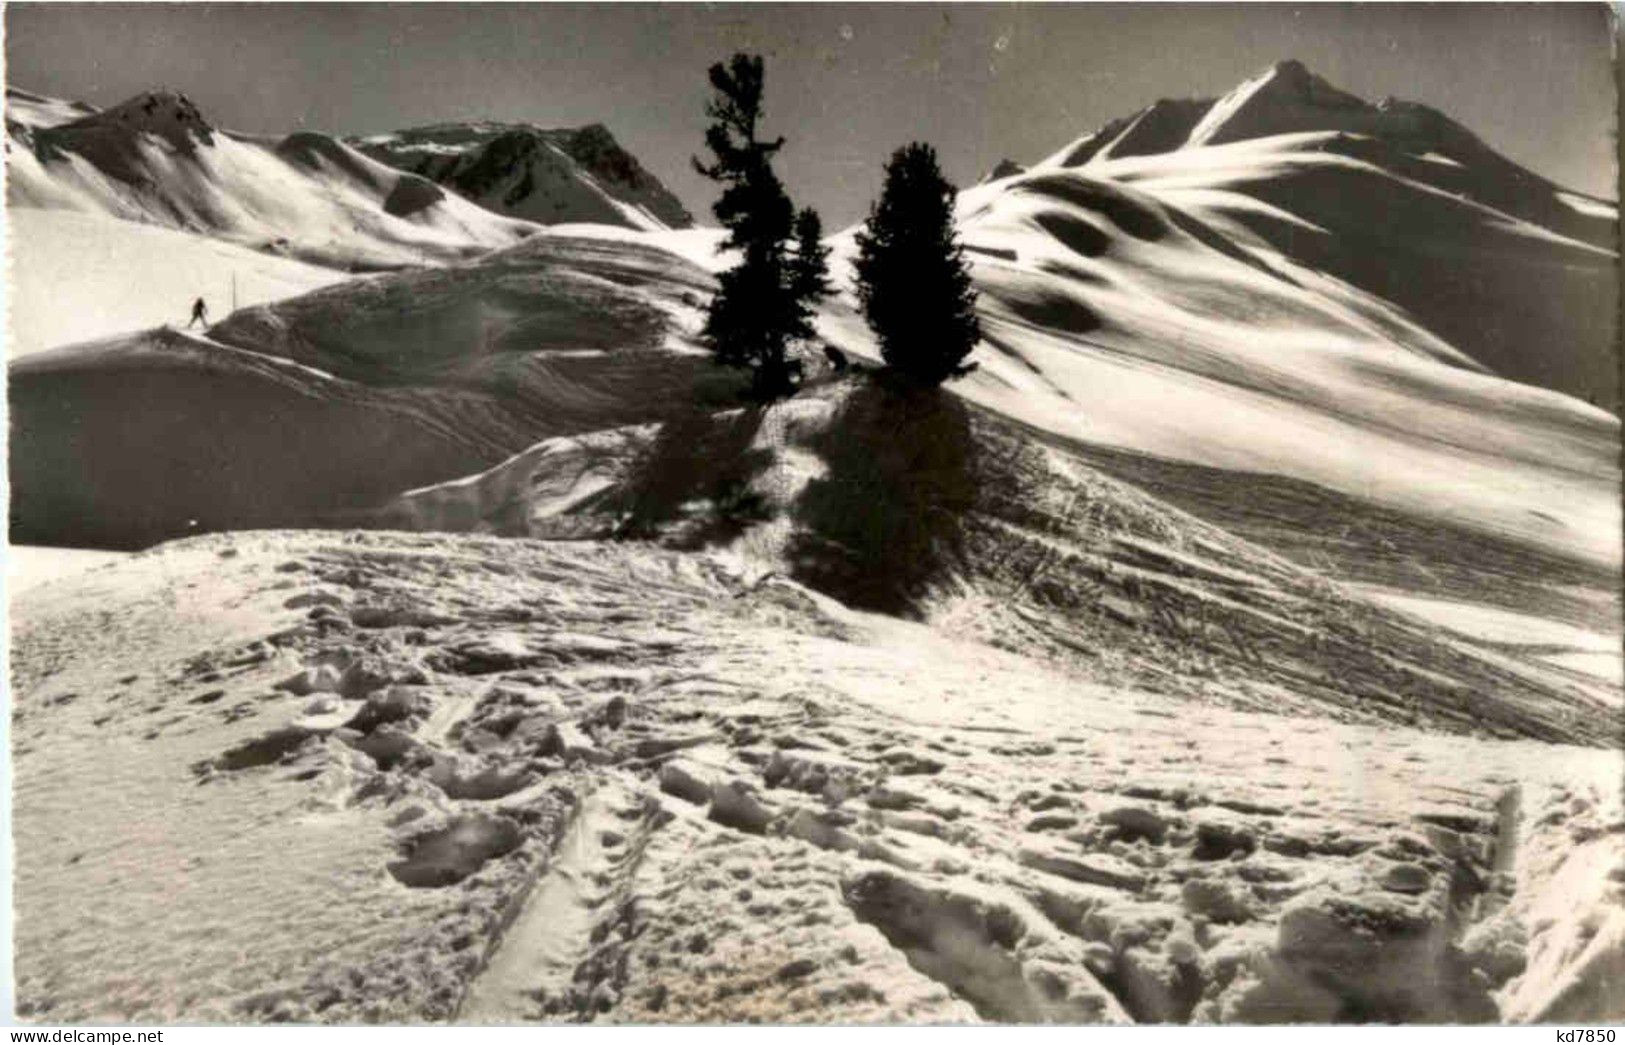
[
  {"left": 6, "top": 86, "right": 539, "bottom": 269},
  {"left": 1037, "top": 60, "right": 1616, "bottom": 246},
  {"left": 5, "top": 86, "right": 695, "bottom": 269},
  {"left": 350, "top": 120, "right": 693, "bottom": 231},
  {"left": 8, "top": 233, "right": 722, "bottom": 549},
  {"left": 983, "top": 59, "right": 1620, "bottom": 413}
]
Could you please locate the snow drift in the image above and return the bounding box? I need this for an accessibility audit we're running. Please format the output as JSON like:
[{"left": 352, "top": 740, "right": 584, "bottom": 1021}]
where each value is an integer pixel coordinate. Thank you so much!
[
  {"left": 801, "top": 60, "right": 1622, "bottom": 571},
  {"left": 8, "top": 235, "right": 731, "bottom": 548},
  {"left": 7, "top": 58, "right": 1623, "bottom": 1027}
]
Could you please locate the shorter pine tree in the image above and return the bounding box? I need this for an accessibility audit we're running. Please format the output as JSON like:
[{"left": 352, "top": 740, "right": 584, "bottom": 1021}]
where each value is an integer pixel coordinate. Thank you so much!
[{"left": 853, "top": 143, "right": 981, "bottom": 387}]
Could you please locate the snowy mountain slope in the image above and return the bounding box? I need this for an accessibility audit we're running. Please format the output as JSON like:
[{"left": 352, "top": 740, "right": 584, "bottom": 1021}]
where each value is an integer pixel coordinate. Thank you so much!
[
  {"left": 6, "top": 208, "right": 347, "bottom": 358},
  {"left": 4, "top": 85, "right": 98, "bottom": 130},
  {"left": 8, "top": 235, "right": 732, "bottom": 548},
  {"left": 1042, "top": 61, "right": 1614, "bottom": 246},
  {"left": 10, "top": 530, "right": 1622, "bottom": 1022},
  {"left": 379, "top": 382, "right": 1619, "bottom": 744},
  {"left": 715, "top": 60, "right": 1620, "bottom": 574},
  {"left": 6, "top": 545, "right": 126, "bottom": 596},
  {"left": 9, "top": 59, "right": 1624, "bottom": 1028},
  {"left": 6, "top": 88, "right": 537, "bottom": 269},
  {"left": 9, "top": 326, "right": 498, "bottom": 549},
  {"left": 9, "top": 64, "right": 1616, "bottom": 599},
  {"left": 804, "top": 177, "right": 1619, "bottom": 572},
  {"left": 360, "top": 64, "right": 1617, "bottom": 648},
  {"left": 1026, "top": 61, "right": 1618, "bottom": 408},
  {"left": 352, "top": 122, "right": 693, "bottom": 230}
]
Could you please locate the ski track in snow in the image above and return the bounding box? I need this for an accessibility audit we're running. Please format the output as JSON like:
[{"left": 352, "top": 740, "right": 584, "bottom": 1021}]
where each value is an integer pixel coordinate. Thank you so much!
[{"left": 458, "top": 779, "right": 661, "bottom": 1022}]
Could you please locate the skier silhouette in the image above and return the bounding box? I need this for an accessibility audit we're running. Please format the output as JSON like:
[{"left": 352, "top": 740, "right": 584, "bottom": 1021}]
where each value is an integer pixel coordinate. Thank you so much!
[{"left": 187, "top": 297, "right": 208, "bottom": 329}]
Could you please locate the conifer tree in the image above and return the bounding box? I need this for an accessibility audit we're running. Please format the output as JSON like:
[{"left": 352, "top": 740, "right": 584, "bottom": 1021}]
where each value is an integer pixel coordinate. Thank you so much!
[
  {"left": 853, "top": 143, "right": 981, "bottom": 386},
  {"left": 693, "top": 54, "right": 799, "bottom": 398}
]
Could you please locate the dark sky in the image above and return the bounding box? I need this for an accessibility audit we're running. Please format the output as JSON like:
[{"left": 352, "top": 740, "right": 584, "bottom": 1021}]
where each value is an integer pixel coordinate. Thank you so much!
[{"left": 6, "top": 3, "right": 1616, "bottom": 227}]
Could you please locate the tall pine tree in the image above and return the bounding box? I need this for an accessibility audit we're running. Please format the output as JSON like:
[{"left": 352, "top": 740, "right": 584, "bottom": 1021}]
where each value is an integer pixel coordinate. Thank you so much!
[
  {"left": 693, "top": 54, "right": 800, "bottom": 399},
  {"left": 853, "top": 143, "right": 981, "bottom": 386}
]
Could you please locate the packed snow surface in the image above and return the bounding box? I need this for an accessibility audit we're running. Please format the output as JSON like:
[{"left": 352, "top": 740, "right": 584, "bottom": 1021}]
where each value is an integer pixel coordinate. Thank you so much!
[
  {"left": 10, "top": 532, "right": 1620, "bottom": 1023},
  {"left": 5, "top": 545, "right": 128, "bottom": 595},
  {"left": 6, "top": 208, "right": 347, "bottom": 357}
]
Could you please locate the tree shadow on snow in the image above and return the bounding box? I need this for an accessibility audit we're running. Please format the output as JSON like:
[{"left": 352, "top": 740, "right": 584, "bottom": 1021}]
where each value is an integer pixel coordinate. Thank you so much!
[
  {"left": 608, "top": 404, "right": 776, "bottom": 550},
  {"left": 788, "top": 378, "right": 979, "bottom": 617}
]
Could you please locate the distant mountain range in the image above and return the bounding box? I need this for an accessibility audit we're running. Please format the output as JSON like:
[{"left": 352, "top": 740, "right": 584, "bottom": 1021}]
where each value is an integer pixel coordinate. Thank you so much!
[
  {"left": 350, "top": 121, "right": 692, "bottom": 230},
  {"left": 5, "top": 87, "right": 691, "bottom": 270}
]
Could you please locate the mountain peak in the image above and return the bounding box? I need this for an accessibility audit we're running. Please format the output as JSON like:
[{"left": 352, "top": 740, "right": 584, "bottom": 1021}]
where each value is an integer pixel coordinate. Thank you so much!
[
  {"left": 980, "top": 158, "right": 1027, "bottom": 183},
  {"left": 56, "top": 88, "right": 215, "bottom": 151},
  {"left": 1184, "top": 60, "right": 1384, "bottom": 148},
  {"left": 1258, "top": 59, "right": 1364, "bottom": 109},
  {"left": 1268, "top": 58, "right": 1313, "bottom": 86}
]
